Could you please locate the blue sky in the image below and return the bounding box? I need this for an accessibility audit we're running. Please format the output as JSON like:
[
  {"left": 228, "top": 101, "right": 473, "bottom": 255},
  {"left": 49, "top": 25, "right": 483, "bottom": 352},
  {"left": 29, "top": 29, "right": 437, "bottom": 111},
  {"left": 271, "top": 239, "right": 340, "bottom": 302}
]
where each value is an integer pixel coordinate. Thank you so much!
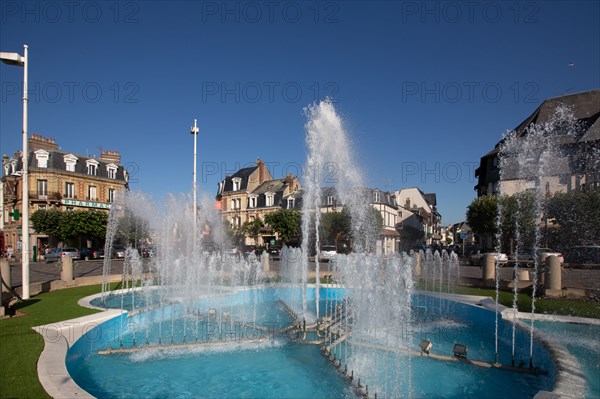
[{"left": 1, "top": 1, "right": 598, "bottom": 225}]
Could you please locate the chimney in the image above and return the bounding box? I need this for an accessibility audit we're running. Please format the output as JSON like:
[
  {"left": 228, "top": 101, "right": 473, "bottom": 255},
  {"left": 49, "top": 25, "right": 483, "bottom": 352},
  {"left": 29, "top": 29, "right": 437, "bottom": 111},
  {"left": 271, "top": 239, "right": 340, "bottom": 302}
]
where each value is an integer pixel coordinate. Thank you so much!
[
  {"left": 28, "top": 134, "right": 59, "bottom": 151},
  {"left": 257, "top": 159, "right": 265, "bottom": 184},
  {"left": 100, "top": 150, "right": 121, "bottom": 164}
]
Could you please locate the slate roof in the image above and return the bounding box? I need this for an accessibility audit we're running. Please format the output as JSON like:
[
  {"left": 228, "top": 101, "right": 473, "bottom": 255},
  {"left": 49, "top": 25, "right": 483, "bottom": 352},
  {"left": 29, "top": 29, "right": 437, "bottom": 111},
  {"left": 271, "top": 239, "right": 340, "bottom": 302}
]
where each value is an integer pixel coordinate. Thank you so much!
[
  {"left": 222, "top": 166, "right": 259, "bottom": 192},
  {"left": 17, "top": 149, "right": 127, "bottom": 181}
]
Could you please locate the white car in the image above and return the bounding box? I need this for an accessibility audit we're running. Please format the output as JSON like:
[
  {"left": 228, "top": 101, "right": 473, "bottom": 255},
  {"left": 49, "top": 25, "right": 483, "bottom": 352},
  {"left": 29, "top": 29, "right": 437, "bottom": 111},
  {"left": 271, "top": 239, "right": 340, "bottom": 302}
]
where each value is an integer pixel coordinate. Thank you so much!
[
  {"left": 513, "top": 248, "right": 564, "bottom": 264},
  {"left": 319, "top": 245, "right": 337, "bottom": 262},
  {"left": 470, "top": 250, "right": 508, "bottom": 266}
]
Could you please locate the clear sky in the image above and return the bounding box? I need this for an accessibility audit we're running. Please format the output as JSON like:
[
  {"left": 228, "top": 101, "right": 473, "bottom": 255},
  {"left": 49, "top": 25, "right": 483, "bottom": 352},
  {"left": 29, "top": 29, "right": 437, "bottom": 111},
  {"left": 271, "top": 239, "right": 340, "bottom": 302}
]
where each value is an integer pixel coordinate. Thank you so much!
[{"left": 1, "top": 1, "right": 598, "bottom": 225}]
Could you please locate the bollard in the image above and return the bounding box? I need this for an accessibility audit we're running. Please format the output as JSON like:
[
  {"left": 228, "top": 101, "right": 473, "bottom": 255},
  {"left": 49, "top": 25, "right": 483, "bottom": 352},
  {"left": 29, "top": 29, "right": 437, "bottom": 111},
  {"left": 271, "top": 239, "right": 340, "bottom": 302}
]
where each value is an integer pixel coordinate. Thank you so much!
[
  {"left": 482, "top": 253, "right": 496, "bottom": 282},
  {"left": 518, "top": 269, "right": 530, "bottom": 282},
  {"left": 414, "top": 253, "right": 421, "bottom": 277},
  {"left": 61, "top": 256, "right": 74, "bottom": 282},
  {"left": 545, "top": 255, "right": 562, "bottom": 291},
  {"left": 261, "top": 252, "right": 270, "bottom": 272},
  {"left": 1, "top": 259, "right": 11, "bottom": 294}
]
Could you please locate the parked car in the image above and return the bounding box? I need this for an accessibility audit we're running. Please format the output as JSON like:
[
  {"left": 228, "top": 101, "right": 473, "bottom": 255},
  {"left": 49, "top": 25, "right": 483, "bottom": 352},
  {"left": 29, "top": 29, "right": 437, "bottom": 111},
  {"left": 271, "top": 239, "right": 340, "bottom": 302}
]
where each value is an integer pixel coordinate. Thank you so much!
[
  {"left": 268, "top": 247, "right": 281, "bottom": 258},
  {"left": 78, "top": 248, "right": 103, "bottom": 261},
  {"left": 139, "top": 246, "right": 156, "bottom": 258},
  {"left": 111, "top": 245, "right": 127, "bottom": 259},
  {"left": 243, "top": 245, "right": 257, "bottom": 257},
  {"left": 319, "top": 245, "right": 337, "bottom": 262},
  {"left": 565, "top": 246, "right": 600, "bottom": 266},
  {"left": 512, "top": 248, "right": 564, "bottom": 264},
  {"left": 469, "top": 250, "right": 508, "bottom": 266},
  {"left": 45, "top": 247, "right": 80, "bottom": 263}
]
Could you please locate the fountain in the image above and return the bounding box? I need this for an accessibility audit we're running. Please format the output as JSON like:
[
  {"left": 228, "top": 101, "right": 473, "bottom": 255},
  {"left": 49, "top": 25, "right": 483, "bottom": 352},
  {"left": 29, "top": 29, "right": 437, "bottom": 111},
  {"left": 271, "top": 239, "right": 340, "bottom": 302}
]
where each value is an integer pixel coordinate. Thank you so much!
[
  {"left": 497, "top": 104, "right": 582, "bottom": 367},
  {"left": 55, "top": 100, "right": 568, "bottom": 398}
]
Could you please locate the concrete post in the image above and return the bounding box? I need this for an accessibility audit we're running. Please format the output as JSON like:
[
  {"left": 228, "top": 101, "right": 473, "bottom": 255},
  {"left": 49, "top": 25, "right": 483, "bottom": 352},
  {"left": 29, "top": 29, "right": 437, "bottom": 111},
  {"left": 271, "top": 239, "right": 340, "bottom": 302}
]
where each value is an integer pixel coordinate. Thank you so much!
[
  {"left": 1, "top": 259, "right": 11, "bottom": 317},
  {"left": 61, "top": 256, "right": 74, "bottom": 282},
  {"left": 482, "top": 253, "right": 496, "bottom": 282},
  {"left": 261, "top": 252, "right": 270, "bottom": 272},
  {"left": 545, "top": 255, "right": 562, "bottom": 291},
  {"left": 414, "top": 253, "right": 422, "bottom": 277},
  {"left": 1, "top": 259, "right": 11, "bottom": 293},
  {"left": 518, "top": 269, "right": 530, "bottom": 282}
]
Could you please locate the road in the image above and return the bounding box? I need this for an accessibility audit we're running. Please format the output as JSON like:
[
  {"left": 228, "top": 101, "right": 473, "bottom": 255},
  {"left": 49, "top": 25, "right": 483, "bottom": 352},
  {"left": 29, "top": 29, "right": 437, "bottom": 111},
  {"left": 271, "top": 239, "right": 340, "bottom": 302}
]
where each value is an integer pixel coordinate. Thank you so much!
[{"left": 3, "top": 258, "right": 599, "bottom": 292}]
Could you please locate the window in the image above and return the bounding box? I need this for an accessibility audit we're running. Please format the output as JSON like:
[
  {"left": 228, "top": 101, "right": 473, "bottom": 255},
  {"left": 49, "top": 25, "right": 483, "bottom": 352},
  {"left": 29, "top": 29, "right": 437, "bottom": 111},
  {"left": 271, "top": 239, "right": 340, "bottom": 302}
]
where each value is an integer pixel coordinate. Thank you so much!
[
  {"left": 327, "top": 196, "right": 335, "bottom": 206},
  {"left": 86, "top": 159, "right": 99, "bottom": 176},
  {"left": 287, "top": 197, "right": 295, "bottom": 209},
  {"left": 265, "top": 192, "right": 274, "bottom": 207},
  {"left": 38, "top": 204, "right": 47, "bottom": 211},
  {"left": 65, "top": 182, "right": 75, "bottom": 199},
  {"left": 108, "top": 188, "right": 116, "bottom": 203},
  {"left": 231, "top": 198, "right": 242, "bottom": 210},
  {"left": 107, "top": 163, "right": 118, "bottom": 179},
  {"left": 88, "top": 185, "right": 97, "bottom": 201},
  {"left": 37, "top": 179, "right": 48, "bottom": 198},
  {"left": 64, "top": 154, "right": 78, "bottom": 172},
  {"left": 232, "top": 177, "right": 242, "bottom": 191},
  {"left": 249, "top": 196, "right": 257, "bottom": 208},
  {"left": 374, "top": 191, "right": 380, "bottom": 202},
  {"left": 34, "top": 150, "right": 49, "bottom": 168}
]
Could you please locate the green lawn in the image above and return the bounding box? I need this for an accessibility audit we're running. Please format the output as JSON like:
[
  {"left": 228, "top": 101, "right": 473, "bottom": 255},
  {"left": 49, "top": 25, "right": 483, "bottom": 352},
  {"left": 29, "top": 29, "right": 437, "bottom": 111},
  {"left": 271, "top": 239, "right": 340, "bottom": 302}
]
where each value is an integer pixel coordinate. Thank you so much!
[
  {"left": 448, "top": 286, "right": 600, "bottom": 319},
  {"left": 0, "top": 284, "right": 114, "bottom": 399}
]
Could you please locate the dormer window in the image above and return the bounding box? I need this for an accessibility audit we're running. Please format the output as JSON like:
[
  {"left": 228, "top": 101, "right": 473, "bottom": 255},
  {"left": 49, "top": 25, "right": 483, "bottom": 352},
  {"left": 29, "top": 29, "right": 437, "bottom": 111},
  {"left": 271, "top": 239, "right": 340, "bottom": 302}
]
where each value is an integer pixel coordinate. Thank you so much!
[
  {"left": 86, "top": 159, "right": 99, "bottom": 176},
  {"left": 373, "top": 191, "right": 380, "bottom": 202},
  {"left": 106, "top": 163, "right": 118, "bottom": 179},
  {"left": 232, "top": 177, "right": 242, "bottom": 191},
  {"left": 265, "top": 192, "right": 275, "bottom": 207},
  {"left": 249, "top": 195, "right": 257, "bottom": 209},
  {"left": 287, "top": 197, "right": 295, "bottom": 209},
  {"left": 64, "top": 154, "right": 78, "bottom": 172},
  {"left": 34, "top": 149, "right": 49, "bottom": 168}
]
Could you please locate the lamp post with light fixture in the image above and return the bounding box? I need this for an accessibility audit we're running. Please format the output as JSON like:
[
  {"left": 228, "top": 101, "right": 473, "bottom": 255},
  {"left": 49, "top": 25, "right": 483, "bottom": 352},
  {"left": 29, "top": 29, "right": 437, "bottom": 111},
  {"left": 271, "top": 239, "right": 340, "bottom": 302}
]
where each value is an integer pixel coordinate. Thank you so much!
[
  {"left": 0, "top": 44, "right": 30, "bottom": 299},
  {"left": 191, "top": 119, "right": 199, "bottom": 238}
]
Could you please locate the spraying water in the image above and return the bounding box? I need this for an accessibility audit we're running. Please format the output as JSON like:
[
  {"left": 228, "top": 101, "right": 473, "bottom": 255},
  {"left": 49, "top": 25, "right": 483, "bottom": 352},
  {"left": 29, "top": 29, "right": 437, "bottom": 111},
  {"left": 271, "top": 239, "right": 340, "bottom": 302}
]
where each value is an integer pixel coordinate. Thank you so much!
[
  {"left": 498, "top": 104, "right": 580, "bottom": 366},
  {"left": 301, "top": 99, "right": 368, "bottom": 320}
]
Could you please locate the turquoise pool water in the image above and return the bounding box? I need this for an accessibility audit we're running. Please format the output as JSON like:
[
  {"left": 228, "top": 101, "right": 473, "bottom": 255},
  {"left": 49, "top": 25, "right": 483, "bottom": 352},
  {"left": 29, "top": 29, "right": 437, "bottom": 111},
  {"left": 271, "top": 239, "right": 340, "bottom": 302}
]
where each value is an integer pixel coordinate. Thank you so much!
[
  {"left": 69, "top": 288, "right": 555, "bottom": 398},
  {"left": 535, "top": 320, "right": 600, "bottom": 398}
]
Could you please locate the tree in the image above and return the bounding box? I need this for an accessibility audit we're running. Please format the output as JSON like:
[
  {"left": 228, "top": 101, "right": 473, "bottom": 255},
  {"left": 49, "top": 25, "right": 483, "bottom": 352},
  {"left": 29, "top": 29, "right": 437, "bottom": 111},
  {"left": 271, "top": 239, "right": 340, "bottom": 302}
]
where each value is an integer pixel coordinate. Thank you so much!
[
  {"left": 115, "top": 210, "right": 150, "bottom": 247},
  {"left": 241, "top": 218, "right": 263, "bottom": 244},
  {"left": 264, "top": 210, "right": 302, "bottom": 244},
  {"left": 31, "top": 209, "right": 108, "bottom": 244},
  {"left": 546, "top": 188, "right": 600, "bottom": 249},
  {"left": 319, "top": 210, "right": 351, "bottom": 251},
  {"left": 466, "top": 195, "right": 498, "bottom": 240},
  {"left": 466, "top": 193, "right": 536, "bottom": 252},
  {"left": 31, "top": 209, "right": 62, "bottom": 238}
]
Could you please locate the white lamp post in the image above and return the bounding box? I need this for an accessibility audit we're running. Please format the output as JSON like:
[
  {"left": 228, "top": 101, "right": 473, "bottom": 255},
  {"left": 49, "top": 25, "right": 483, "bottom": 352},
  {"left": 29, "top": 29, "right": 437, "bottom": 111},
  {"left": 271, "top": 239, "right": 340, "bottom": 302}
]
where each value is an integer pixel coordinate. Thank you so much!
[
  {"left": 190, "top": 119, "right": 199, "bottom": 238},
  {"left": 1, "top": 44, "right": 29, "bottom": 299}
]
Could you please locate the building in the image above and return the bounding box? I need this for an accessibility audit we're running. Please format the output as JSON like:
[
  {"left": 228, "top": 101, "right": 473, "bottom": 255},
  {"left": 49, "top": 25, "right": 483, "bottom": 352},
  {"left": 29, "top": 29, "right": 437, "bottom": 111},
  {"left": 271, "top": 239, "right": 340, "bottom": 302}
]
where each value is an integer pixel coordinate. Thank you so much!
[
  {"left": 475, "top": 89, "right": 600, "bottom": 197},
  {"left": 216, "top": 160, "right": 302, "bottom": 246},
  {"left": 394, "top": 188, "right": 442, "bottom": 246},
  {"left": 366, "top": 188, "right": 400, "bottom": 255},
  {"left": 1, "top": 134, "right": 128, "bottom": 257}
]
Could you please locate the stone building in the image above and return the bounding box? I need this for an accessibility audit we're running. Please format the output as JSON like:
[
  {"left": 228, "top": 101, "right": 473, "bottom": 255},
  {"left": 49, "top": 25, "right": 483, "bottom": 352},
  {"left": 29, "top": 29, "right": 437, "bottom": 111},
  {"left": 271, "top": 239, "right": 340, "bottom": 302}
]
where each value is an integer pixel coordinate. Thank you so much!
[
  {"left": 1, "top": 134, "right": 128, "bottom": 257},
  {"left": 216, "top": 160, "right": 302, "bottom": 246},
  {"left": 475, "top": 89, "right": 600, "bottom": 197}
]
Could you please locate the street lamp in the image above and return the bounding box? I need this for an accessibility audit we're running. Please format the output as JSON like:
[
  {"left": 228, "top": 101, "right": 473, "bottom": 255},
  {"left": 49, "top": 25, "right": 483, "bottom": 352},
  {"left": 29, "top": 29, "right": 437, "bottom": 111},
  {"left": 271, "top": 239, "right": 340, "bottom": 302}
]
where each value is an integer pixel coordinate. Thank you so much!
[
  {"left": 190, "top": 119, "right": 199, "bottom": 239},
  {"left": 0, "top": 44, "right": 29, "bottom": 299}
]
